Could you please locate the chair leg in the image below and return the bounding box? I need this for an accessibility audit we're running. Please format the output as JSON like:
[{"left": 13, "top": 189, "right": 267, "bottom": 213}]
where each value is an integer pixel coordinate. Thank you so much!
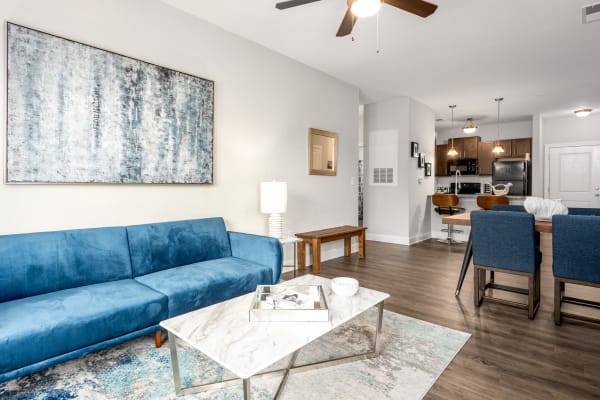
[
  {"left": 554, "top": 279, "right": 563, "bottom": 325},
  {"left": 474, "top": 266, "right": 480, "bottom": 307},
  {"left": 528, "top": 274, "right": 535, "bottom": 319},
  {"left": 489, "top": 270, "right": 495, "bottom": 284},
  {"left": 154, "top": 330, "right": 163, "bottom": 348}
]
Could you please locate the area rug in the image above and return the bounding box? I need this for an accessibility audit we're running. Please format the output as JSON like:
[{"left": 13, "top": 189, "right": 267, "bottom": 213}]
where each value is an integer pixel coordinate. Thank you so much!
[{"left": 0, "top": 310, "right": 470, "bottom": 400}]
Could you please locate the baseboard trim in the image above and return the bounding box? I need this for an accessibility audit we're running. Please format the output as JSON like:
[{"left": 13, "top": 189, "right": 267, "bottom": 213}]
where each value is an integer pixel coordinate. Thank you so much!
[
  {"left": 366, "top": 233, "right": 410, "bottom": 245},
  {"left": 431, "top": 231, "right": 469, "bottom": 242}
]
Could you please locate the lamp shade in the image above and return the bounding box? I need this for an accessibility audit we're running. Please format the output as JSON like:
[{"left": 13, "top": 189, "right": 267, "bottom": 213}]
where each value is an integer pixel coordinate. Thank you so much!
[{"left": 260, "top": 182, "right": 287, "bottom": 214}]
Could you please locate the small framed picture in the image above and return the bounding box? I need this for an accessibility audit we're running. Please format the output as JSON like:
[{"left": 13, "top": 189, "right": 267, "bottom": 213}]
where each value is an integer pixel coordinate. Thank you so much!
[
  {"left": 418, "top": 153, "right": 425, "bottom": 168},
  {"left": 425, "top": 163, "right": 432, "bottom": 176},
  {"left": 411, "top": 142, "right": 419, "bottom": 158}
]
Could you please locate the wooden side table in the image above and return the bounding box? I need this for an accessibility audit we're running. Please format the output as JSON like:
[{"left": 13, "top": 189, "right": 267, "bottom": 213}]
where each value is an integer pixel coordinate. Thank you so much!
[
  {"left": 279, "top": 237, "right": 302, "bottom": 278},
  {"left": 295, "top": 226, "right": 367, "bottom": 273}
]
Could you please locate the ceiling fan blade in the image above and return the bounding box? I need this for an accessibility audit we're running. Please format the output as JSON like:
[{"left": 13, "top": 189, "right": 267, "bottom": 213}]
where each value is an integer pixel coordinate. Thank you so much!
[
  {"left": 275, "top": 0, "right": 321, "bottom": 10},
  {"left": 384, "top": 0, "right": 438, "bottom": 18},
  {"left": 336, "top": 8, "right": 357, "bottom": 37}
]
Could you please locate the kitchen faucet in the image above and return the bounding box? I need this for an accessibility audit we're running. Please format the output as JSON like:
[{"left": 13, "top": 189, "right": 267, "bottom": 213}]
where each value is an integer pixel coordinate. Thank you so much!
[{"left": 455, "top": 170, "right": 461, "bottom": 194}]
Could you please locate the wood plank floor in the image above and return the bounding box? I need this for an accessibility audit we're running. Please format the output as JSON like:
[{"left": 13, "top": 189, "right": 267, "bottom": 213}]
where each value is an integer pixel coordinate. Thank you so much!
[{"left": 283, "top": 235, "right": 600, "bottom": 399}]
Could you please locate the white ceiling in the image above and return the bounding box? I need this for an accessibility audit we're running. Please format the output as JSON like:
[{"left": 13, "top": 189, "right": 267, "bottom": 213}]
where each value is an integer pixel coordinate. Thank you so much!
[{"left": 160, "top": 0, "right": 600, "bottom": 128}]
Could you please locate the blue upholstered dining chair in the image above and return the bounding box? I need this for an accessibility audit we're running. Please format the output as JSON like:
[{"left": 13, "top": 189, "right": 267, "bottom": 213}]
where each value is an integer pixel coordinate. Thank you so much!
[
  {"left": 491, "top": 204, "right": 527, "bottom": 212},
  {"left": 471, "top": 210, "right": 542, "bottom": 319},
  {"left": 552, "top": 214, "right": 600, "bottom": 325},
  {"left": 568, "top": 207, "right": 600, "bottom": 216}
]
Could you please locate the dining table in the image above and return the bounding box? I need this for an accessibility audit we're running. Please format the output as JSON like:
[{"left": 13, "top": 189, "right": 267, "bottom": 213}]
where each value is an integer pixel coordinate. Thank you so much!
[{"left": 442, "top": 212, "right": 552, "bottom": 296}]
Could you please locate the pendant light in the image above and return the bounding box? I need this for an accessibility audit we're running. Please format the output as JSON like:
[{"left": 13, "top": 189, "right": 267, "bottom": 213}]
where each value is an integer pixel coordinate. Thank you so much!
[
  {"left": 492, "top": 97, "right": 505, "bottom": 154},
  {"left": 447, "top": 105, "right": 458, "bottom": 156},
  {"left": 462, "top": 118, "right": 477, "bottom": 134}
]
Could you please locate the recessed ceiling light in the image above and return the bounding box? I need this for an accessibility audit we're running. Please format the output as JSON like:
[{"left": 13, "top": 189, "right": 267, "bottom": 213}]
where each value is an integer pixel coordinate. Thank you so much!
[{"left": 574, "top": 108, "right": 592, "bottom": 117}]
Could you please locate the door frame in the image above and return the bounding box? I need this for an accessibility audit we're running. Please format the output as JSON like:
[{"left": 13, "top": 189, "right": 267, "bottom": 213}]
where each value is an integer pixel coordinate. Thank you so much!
[{"left": 544, "top": 141, "right": 600, "bottom": 199}]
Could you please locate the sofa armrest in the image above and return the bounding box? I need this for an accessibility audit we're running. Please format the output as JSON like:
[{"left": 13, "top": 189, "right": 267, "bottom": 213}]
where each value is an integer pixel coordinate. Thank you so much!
[{"left": 228, "top": 232, "right": 283, "bottom": 283}]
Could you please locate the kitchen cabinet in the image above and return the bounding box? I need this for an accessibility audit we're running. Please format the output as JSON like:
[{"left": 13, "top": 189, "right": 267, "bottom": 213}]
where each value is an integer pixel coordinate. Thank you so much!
[
  {"left": 446, "top": 136, "right": 480, "bottom": 160},
  {"left": 496, "top": 140, "right": 512, "bottom": 156},
  {"left": 493, "top": 138, "right": 532, "bottom": 158},
  {"left": 477, "top": 141, "right": 495, "bottom": 175},
  {"left": 435, "top": 136, "right": 533, "bottom": 177},
  {"left": 446, "top": 139, "right": 462, "bottom": 161},
  {"left": 512, "top": 138, "right": 532, "bottom": 157},
  {"left": 435, "top": 144, "right": 448, "bottom": 176}
]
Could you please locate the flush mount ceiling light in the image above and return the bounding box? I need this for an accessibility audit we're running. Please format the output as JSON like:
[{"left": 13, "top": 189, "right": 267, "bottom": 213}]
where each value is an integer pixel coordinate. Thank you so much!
[
  {"left": 574, "top": 108, "right": 592, "bottom": 117},
  {"left": 492, "top": 97, "right": 505, "bottom": 154},
  {"left": 447, "top": 105, "right": 458, "bottom": 156},
  {"left": 351, "top": 0, "right": 382, "bottom": 18},
  {"left": 462, "top": 118, "right": 478, "bottom": 134}
]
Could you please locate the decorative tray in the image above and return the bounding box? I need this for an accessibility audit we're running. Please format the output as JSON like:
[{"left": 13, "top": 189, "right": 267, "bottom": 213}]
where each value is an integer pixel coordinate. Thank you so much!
[{"left": 249, "top": 284, "right": 329, "bottom": 322}]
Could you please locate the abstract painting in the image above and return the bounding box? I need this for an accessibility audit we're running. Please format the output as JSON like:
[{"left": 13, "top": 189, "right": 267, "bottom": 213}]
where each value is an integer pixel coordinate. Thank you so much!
[{"left": 6, "top": 23, "right": 214, "bottom": 183}]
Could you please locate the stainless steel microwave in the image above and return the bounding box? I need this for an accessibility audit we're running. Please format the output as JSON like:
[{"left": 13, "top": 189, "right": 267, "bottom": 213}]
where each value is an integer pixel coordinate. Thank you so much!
[{"left": 447, "top": 159, "right": 478, "bottom": 175}]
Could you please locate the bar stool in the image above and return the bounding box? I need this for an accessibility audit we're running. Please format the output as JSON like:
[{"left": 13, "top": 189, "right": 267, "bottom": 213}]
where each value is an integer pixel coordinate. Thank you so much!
[
  {"left": 477, "top": 195, "right": 509, "bottom": 210},
  {"left": 432, "top": 193, "right": 465, "bottom": 244}
]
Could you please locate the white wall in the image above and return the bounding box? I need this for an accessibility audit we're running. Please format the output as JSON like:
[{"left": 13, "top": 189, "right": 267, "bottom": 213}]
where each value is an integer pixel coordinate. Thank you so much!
[
  {"left": 542, "top": 113, "right": 600, "bottom": 144},
  {"left": 408, "top": 99, "right": 435, "bottom": 242},
  {"left": 363, "top": 97, "right": 435, "bottom": 244},
  {"left": 535, "top": 112, "right": 600, "bottom": 197},
  {"left": 0, "top": 0, "right": 359, "bottom": 263}
]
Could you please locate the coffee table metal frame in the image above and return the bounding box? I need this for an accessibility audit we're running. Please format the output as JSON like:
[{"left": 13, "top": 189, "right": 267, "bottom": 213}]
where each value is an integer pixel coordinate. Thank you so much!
[{"left": 166, "top": 301, "right": 384, "bottom": 399}]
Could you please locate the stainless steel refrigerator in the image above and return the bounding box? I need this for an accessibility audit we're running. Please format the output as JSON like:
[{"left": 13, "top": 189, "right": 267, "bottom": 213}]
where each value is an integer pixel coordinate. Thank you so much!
[{"left": 492, "top": 160, "right": 532, "bottom": 196}]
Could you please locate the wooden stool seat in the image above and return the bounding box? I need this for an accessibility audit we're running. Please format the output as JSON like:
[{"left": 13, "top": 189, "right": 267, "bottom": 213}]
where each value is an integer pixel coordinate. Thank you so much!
[
  {"left": 432, "top": 194, "right": 464, "bottom": 244},
  {"left": 477, "top": 195, "right": 509, "bottom": 210}
]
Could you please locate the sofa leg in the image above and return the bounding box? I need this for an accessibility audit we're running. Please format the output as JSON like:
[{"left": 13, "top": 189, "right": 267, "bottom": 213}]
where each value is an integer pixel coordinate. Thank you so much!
[{"left": 155, "top": 330, "right": 163, "bottom": 348}]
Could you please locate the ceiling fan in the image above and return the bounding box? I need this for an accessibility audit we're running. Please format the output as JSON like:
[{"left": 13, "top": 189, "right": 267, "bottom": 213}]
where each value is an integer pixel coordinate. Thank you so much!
[{"left": 275, "top": 0, "right": 438, "bottom": 37}]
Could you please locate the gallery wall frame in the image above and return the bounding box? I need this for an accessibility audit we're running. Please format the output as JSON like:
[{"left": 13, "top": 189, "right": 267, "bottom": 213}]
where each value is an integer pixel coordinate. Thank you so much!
[
  {"left": 418, "top": 153, "right": 426, "bottom": 168},
  {"left": 6, "top": 22, "right": 214, "bottom": 184},
  {"left": 411, "top": 142, "right": 419, "bottom": 158},
  {"left": 425, "top": 163, "right": 432, "bottom": 176}
]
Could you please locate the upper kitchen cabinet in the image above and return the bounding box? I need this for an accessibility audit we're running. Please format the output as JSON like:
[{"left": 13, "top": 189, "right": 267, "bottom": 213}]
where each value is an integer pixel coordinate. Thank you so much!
[
  {"left": 477, "top": 141, "right": 495, "bottom": 175},
  {"left": 463, "top": 136, "right": 480, "bottom": 158},
  {"left": 435, "top": 144, "right": 448, "bottom": 176},
  {"left": 494, "top": 138, "right": 532, "bottom": 158},
  {"left": 512, "top": 138, "right": 532, "bottom": 158},
  {"left": 446, "top": 136, "right": 481, "bottom": 160}
]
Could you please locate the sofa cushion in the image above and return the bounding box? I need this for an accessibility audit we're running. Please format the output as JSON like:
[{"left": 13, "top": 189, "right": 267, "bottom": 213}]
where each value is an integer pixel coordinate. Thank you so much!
[
  {"left": 134, "top": 257, "right": 273, "bottom": 317},
  {"left": 0, "top": 280, "right": 167, "bottom": 375},
  {"left": 0, "top": 227, "right": 132, "bottom": 302},
  {"left": 127, "top": 218, "right": 232, "bottom": 277}
]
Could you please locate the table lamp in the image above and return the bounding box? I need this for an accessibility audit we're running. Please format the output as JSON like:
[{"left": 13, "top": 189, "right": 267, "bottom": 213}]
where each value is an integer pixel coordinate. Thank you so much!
[{"left": 260, "top": 181, "right": 287, "bottom": 239}]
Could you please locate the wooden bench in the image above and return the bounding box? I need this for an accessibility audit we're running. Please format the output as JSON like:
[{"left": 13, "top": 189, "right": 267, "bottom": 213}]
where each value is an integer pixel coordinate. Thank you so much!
[{"left": 295, "top": 226, "right": 367, "bottom": 273}]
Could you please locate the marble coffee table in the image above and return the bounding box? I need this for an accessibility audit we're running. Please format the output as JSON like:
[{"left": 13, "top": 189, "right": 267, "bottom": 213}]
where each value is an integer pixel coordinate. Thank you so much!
[{"left": 160, "top": 274, "right": 389, "bottom": 399}]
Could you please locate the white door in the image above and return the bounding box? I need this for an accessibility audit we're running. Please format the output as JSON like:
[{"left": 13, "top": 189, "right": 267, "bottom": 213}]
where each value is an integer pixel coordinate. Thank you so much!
[{"left": 547, "top": 145, "right": 600, "bottom": 207}]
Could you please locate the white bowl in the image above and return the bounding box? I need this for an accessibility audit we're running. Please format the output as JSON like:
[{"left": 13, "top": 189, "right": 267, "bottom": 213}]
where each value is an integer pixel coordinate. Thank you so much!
[{"left": 331, "top": 277, "right": 359, "bottom": 297}]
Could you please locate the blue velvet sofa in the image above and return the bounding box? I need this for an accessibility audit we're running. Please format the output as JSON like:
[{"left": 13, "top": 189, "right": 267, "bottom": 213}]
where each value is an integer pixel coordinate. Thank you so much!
[{"left": 0, "top": 217, "right": 282, "bottom": 383}]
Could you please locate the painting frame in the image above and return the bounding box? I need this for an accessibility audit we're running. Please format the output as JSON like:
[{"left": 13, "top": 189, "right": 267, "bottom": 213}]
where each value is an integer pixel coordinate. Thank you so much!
[
  {"left": 418, "top": 153, "right": 426, "bottom": 168},
  {"left": 425, "top": 162, "right": 432, "bottom": 176},
  {"left": 6, "top": 22, "right": 214, "bottom": 184},
  {"left": 411, "top": 142, "right": 419, "bottom": 158}
]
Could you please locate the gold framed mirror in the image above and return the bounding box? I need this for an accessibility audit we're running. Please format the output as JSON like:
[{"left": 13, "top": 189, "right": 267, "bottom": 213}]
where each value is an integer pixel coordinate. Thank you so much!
[{"left": 308, "top": 128, "right": 337, "bottom": 176}]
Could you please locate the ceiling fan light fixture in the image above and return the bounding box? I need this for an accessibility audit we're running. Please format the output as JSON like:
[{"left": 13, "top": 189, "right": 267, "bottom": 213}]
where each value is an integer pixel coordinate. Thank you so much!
[
  {"left": 351, "top": 0, "right": 381, "bottom": 18},
  {"left": 462, "top": 118, "right": 477, "bottom": 134},
  {"left": 574, "top": 108, "right": 592, "bottom": 117}
]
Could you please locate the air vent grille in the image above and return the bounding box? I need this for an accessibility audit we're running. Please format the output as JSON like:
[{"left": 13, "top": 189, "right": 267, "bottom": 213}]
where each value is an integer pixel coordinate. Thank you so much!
[
  {"left": 582, "top": 2, "right": 600, "bottom": 24},
  {"left": 373, "top": 167, "right": 394, "bottom": 184}
]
